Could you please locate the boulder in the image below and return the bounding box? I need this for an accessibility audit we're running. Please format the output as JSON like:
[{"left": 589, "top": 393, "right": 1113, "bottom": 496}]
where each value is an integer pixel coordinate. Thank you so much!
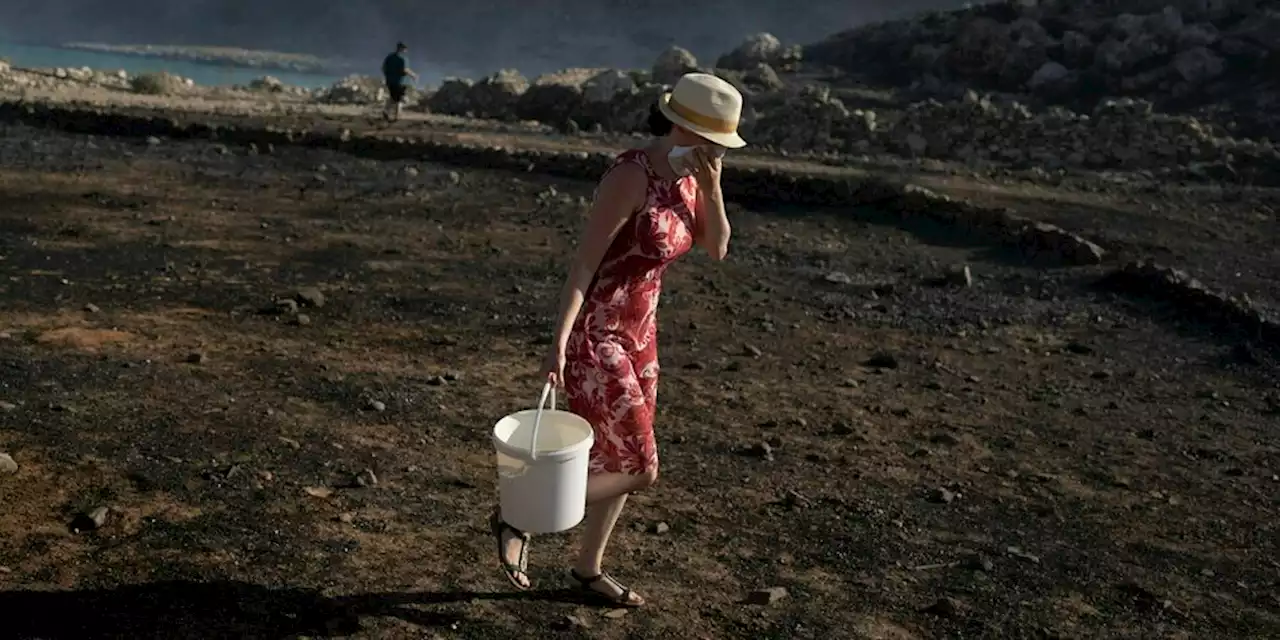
[
  {"left": 582, "top": 69, "right": 636, "bottom": 104},
  {"left": 129, "top": 71, "right": 187, "bottom": 96},
  {"left": 426, "top": 78, "right": 474, "bottom": 115},
  {"left": 652, "top": 46, "right": 698, "bottom": 85},
  {"left": 316, "top": 75, "right": 386, "bottom": 104},
  {"left": 1027, "top": 61, "right": 1071, "bottom": 90},
  {"left": 465, "top": 69, "right": 529, "bottom": 120},
  {"left": 249, "top": 76, "right": 285, "bottom": 92},
  {"left": 742, "top": 63, "right": 785, "bottom": 93},
  {"left": 718, "top": 32, "right": 800, "bottom": 71},
  {"left": 1172, "top": 46, "right": 1225, "bottom": 84},
  {"left": 516, "top": 71, "right": 596, "bottom": 128}
]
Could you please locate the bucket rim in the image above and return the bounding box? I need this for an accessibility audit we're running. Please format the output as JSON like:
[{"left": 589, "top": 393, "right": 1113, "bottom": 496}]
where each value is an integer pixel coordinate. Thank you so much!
[{"left": 492, "top": 410, "right": 594, "bottom": 462}]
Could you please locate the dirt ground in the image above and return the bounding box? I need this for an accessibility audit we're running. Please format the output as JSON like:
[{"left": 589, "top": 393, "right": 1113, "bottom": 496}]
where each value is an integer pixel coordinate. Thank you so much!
[
  {"left": 0, "top": 122, "right": 1277, "bottom": 639},
  {"left": 11, "top": 80, "right": 1279, "bottom": 316}
]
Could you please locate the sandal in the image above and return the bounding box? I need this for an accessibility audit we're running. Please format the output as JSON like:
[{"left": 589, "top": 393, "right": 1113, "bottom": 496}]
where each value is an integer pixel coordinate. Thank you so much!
[
  {"left": 569, "top": 569, "right": 645, "bottom": 608},
  {"left": 489, "top": 509, "right": 531, "bottom": 590}
]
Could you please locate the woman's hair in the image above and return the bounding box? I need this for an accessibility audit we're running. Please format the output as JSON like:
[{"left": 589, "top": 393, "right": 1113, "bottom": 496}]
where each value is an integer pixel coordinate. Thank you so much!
[{"left": 647, "top": 102, "right": 674, "bottom": 136}]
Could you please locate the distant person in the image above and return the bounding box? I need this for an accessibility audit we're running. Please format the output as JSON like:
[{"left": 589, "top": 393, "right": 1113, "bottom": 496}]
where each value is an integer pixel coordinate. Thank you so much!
[
  {"left": 381, "top": 42, "right": 417, "bottom": 122},
  {"left": 489, "top": 73, "right": 747, "bottom": 607}
]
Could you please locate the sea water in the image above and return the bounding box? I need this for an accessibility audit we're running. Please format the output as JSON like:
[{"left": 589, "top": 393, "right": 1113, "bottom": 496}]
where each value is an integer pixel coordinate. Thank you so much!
[{"left": 0, "top": 41, "right": 343, "bottom": 89}]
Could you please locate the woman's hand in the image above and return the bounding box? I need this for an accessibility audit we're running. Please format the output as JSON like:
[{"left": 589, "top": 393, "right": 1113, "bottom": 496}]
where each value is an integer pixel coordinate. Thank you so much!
[
  {"left": 541, "top": 347, "right": 566, "bottom": 388},
  {"left": 689, "top": 147, "right": 723, "bottom": 187}
]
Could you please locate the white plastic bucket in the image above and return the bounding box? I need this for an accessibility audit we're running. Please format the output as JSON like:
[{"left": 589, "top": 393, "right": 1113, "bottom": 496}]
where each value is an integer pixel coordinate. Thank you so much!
[{"left": 491, "top": 382, "right": 594, "bottom": 534}]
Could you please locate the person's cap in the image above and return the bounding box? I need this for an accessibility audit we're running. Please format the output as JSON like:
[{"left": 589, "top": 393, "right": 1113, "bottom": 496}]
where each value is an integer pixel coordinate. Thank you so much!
[
  {"left": 657, "top": 73, "right": 747, "bottom": 149},
  {"left": 396, "top": 42, "right": 407, "bottom": 49}
]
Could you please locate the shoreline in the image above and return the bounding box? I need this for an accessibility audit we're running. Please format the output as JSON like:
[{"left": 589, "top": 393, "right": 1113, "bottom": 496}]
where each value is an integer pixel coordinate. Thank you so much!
[{"left": 56, "top": 42, "right": 352, "bottom": 77}]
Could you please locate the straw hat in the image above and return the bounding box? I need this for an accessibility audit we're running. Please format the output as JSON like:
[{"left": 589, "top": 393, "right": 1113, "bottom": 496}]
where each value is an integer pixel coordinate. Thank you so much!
[{"left": 658, "top": 73, "right": 747, "bottom": 149}]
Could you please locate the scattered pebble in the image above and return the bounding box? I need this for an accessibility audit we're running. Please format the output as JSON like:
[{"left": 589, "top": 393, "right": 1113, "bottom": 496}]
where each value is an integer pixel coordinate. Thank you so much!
[
  {"left": 863, "top": 353, "right": 899, "bottom": 369},
  {"left": 83, "top": 303, "right": 101, "bottom": 313},
  {"left": 945, "top": 264, "right": 972, "bottom": 287},
  {"left": 922, "top": 596, "right": 963, "bottom": 617},
  {"left": 295, "top": 287, "right": 326, "bottom": 308},
  {"left": 273, "top": 298, "right": 299, "bottom": 315},
  {"left": 0, "top": 453, "right": 17, "bottom": 475},
  {"left": 70, "top": 506, "right": 110, "bottom": 533},
  {"left": 1066, "top": 341, "right": 1094, "bottom": 355},
  {"left": 355, "top": 468, "right": 379, "bottom": 487},
  {"left": 744, "top": 442, "right": 775, "bottom": 461},
  {"left": 367, "top": 399, "right": 387, "bottom": 412},
  {"left": 304, "top": 486, "right": 333, "bottom": 499},
  {"left": 745, "top": 586, "right": 788, "bottom": 605},
  {"left": 650, "top": 522, "right": 670, "bottom": 535},
  {"left": 927, "top": 487, "right": 959, "bottom": 504}
]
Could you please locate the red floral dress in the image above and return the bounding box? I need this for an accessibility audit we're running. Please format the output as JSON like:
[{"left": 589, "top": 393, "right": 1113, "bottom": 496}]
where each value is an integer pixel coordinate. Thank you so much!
[{"left": 563, "top": 149, "right": 699, "bottom": 476}]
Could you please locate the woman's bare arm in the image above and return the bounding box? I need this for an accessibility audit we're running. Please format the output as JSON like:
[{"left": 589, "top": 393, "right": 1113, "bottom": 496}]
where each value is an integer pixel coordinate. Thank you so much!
[
  {"left": 549, "top": 163, "right": 648, "bottom": 353},
  {"left": 691, "top": 149, "right": 730, "bottom": 260},
  {"left": 693, "top": 185, "right": 730, "bottom": 260}
]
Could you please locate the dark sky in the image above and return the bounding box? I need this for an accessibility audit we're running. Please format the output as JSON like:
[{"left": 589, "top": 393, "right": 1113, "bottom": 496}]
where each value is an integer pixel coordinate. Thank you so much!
[{"left": 0, "top": 1, "right": 963, "bottom": 75}]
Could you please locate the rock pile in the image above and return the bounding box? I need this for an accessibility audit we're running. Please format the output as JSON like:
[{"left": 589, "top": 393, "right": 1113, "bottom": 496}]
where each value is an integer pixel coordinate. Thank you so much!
[
  {"left": 745, "top": 87, "right": 1280, "bottom": 181},
  {"left": 313, "top": 75, "right": 390, "bottom": 105},
  {"left": 717, "top": 33, "right": 802, "bottom": 72},
  {"left": 328, "top": 37, "right": 1274, "bottom": 183},
  {"left": 0, "top": 64, "right": 135, "bottom": 92},
  {"left": 802, "top": 0, "right": 1280, "bottom": 138}
]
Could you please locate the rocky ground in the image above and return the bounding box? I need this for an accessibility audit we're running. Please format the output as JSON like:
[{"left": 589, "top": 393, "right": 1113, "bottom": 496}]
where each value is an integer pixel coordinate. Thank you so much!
[
  {"left": 0, "top": 3, "right": 1278, "bottom": 636},
  {"left": 0, "top": 113, "right": 1278, "bottom": 638}
]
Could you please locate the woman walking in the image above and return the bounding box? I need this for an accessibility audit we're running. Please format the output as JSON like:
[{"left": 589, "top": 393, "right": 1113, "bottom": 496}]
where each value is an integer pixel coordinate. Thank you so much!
[{"left": 490, "top": 73, "right": 747, "bottom": 606}]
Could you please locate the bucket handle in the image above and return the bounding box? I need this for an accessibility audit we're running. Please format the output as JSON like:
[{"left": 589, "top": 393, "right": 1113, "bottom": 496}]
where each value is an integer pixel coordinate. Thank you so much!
[{"left": 528, "top": 381, "right": 556, "bottom": 461}]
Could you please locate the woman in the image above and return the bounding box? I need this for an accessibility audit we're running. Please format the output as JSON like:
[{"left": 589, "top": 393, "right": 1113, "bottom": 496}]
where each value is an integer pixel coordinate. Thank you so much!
[{"left": 490, "top": 73, "right": 747, "bottom": 606}]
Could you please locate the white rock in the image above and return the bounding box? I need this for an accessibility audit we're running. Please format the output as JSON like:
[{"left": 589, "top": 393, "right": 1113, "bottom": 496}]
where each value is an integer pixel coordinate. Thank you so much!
[
  {"left": 582, "top": 69, "right": 635, "bottom": 104},
  {"left": 1028, "top": 61, "right": 1071, "bottom": 88},
  {"left": 1173, "top": 46, "right": 1225, "bottom": 83}
]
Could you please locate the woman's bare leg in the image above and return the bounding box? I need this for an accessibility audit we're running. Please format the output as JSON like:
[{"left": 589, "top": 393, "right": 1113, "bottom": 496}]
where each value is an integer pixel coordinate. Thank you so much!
[
  {"left": 574, "top": 493, "right": 629, "bottom": 577},
  {"left": 572, "top": 470, "right": 657, "bottom": 602}
]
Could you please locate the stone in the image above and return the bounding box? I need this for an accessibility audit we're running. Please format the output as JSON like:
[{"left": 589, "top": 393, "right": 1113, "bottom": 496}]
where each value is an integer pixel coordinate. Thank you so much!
[
  {"left": 70, "top": 507, "right": 110, "bottom": 533},
  {"left": 1027, "top": 61, "right": 1070, "bottom": 89},
  {"left": 295, "top": 287, "right": 326, "bottom": 308},
  {"left": 1172, "top": 46, "right": 1225, "bottom": 84},
  {"left": 0, "top": 453, "right": 17, "bottom": 475},
  {"left": 745, "top": 586, "right": 789, "bottom": 605},
  {"left": 582, "top": 70, "right": 635, "bottom": 104},
  {"left": 927, "top": 487, "right": 959, "bottom": 504},
  {"left": 425, "top": 78, "right": 473, "bottom": 115},
  {"left": 922, "top": 596, "right": 963, "bottom": 617},
  {"left": 742, "top": 63, "right": 784, "bottom": 92},
  {"left": 863, "top": 353, "right": 899, "bottom": 369},
  {"left": 465, "top": 69, "right": 529, "bottom": 119},
  {"left": 945, "top": 265, "right": 973, "bottom": 287},
  {"left": 355, "top": 468, "right": 379, "bottom": 487},
  {"left": 718, "top": 33, "right": 795, "bottom": 71},
  {"left": 652, "top": 46, "right": 698, "bottom": 85},
  {"left": 249, "top": 76, "right": 285, "bottom": 92},
  {"left": 315, "top": 75, "right": 387, "bottom": 105},
  {"left": 515, "top": 77, "right": 585, "bottom": 127}
]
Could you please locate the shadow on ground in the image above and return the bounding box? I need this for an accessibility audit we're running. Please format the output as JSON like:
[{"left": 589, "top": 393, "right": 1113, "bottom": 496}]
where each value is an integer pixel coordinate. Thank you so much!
[{"left": 0, "top": 580, "right": 589, "bottom": 639}]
